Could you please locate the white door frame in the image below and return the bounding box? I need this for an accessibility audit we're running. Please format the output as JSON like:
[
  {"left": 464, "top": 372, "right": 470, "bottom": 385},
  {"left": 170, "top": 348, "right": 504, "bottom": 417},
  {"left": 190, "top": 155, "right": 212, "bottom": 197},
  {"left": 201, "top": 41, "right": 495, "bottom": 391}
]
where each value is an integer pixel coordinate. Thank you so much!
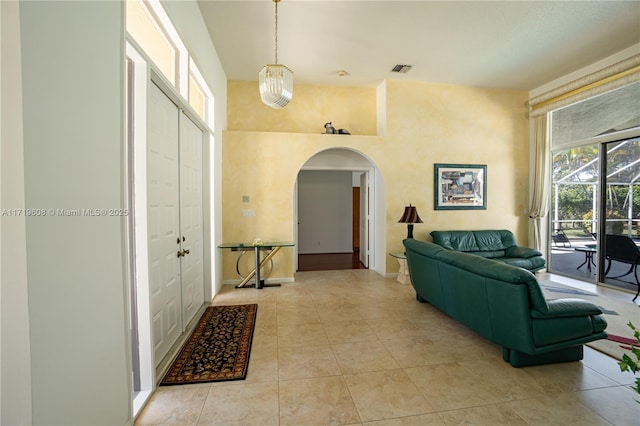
[
  {"left": 359, "top": 171, "right": 370, "bottom": 268},
  {"left": 126, "top": 44, "right": 154, "bottom": 414},
  {"left": 126, "top": 42, "right": 213, "bottom": 415},
  {"left": 294, "top": 164, "right": 376, "bottom": 272}
]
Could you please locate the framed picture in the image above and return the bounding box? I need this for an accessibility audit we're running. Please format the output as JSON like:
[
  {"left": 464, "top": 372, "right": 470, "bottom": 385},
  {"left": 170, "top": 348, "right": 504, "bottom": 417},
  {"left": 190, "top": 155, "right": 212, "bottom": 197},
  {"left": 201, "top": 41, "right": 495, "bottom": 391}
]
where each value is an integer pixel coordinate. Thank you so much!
[{"left": 434, "top": 163, "right": 486, "bottom": 210}]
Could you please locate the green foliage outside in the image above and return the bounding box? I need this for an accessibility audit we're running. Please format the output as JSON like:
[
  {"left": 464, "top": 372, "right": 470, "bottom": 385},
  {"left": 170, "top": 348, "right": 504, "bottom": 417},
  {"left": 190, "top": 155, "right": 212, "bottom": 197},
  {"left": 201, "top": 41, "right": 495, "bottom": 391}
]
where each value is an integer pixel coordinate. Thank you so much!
[
  {"left": 618, "top": 322, "right": 640, "bottom": 402},
  {"left": 551, "top": 140, "right": 640, "bottom": 235}
]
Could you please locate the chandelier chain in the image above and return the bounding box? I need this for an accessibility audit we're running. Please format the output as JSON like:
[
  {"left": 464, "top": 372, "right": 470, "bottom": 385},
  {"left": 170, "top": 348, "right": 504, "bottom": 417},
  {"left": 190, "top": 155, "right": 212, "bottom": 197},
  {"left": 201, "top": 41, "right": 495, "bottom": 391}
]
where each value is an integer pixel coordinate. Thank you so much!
[
  {"left": 259, "top": 0, "right": 292, "bottom": 109},
  {"left": 274, "top": 0, "right": 279, "bottom": 64}
]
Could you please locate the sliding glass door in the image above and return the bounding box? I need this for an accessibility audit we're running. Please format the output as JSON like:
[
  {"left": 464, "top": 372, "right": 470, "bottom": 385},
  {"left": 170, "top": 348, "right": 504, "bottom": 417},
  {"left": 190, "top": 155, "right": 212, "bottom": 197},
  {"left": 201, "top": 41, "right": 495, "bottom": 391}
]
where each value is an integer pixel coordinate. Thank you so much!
[
  {"left": 549, "top": 144, "right": 599, "bottom": 281},
  {"left": 548, "top": 137, "right": 640, "bottom": 291},
  {"left": 601, "top": 138, "right": 640, "bottom": 292}
]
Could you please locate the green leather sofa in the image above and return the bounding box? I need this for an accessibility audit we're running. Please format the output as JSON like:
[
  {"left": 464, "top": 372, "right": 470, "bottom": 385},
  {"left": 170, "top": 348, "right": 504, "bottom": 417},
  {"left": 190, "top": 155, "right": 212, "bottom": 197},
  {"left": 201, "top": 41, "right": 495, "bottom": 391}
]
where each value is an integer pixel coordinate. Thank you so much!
[
  {"left": 430, "top": 229, "right": 546, "bottom": 272},
  {"left": 403, "top": 238, "right": 608, "bottom": 367}
]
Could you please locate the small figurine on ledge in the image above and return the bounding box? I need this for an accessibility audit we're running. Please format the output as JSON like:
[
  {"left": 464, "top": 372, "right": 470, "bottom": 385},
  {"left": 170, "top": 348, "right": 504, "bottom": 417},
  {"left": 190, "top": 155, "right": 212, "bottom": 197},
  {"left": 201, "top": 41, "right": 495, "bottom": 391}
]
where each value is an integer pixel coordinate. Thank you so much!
[{"left": 324, "top": 122, "right": 351, "bottom": 135}]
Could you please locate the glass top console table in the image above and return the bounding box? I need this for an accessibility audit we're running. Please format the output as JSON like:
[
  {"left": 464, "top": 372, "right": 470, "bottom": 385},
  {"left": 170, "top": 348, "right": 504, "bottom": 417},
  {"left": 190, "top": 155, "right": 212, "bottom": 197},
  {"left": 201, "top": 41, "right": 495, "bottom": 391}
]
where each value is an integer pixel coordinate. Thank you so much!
[
  {"left": 389, "top": 252, "right": 410, "bottom": 284},
  {"left": 218, "top": 241, "right": 295, "bottom": 289}
]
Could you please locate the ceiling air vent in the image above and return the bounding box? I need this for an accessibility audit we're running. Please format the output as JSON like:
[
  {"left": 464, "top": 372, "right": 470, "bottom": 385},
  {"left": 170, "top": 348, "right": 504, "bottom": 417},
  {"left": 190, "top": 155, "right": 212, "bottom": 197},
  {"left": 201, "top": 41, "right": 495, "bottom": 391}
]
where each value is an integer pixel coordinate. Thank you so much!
[{"left": 391, "top": 64, "right": 412, "bottom": 73}]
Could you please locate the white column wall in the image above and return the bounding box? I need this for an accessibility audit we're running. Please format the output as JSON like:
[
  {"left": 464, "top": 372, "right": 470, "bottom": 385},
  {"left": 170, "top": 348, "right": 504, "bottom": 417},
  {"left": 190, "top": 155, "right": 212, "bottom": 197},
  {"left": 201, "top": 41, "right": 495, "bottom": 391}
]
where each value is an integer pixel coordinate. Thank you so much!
[
  {"left": 1, "top": 1, "right": 33, "bottom": 424},
  {"left": 3, "top": 0, "right": 228, "bottom": 423},
  {"left": 20, "top": 2, "right": 131, "bottom": 424}
]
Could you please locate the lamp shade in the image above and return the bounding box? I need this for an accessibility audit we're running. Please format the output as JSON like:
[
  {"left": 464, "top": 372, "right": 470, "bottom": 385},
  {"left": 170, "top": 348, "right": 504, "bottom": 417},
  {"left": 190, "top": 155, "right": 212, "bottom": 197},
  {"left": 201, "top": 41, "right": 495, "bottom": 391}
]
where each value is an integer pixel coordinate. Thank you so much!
[
  {"left": 259, "top": 64, "right": 293, "bottom": 109},
  {"left": 398, "top": 204, "right": 422, "bottom": 239},
  {"left": 398, "top": 204, "right": 423, "bottom": 224}
]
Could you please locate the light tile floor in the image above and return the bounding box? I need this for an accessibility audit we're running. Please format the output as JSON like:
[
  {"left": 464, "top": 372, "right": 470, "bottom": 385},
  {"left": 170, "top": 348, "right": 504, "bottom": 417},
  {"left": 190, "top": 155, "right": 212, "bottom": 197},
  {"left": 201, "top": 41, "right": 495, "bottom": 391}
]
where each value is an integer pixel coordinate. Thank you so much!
[{"left": 136, "top": 270, "right": 640, "bottom": 425}]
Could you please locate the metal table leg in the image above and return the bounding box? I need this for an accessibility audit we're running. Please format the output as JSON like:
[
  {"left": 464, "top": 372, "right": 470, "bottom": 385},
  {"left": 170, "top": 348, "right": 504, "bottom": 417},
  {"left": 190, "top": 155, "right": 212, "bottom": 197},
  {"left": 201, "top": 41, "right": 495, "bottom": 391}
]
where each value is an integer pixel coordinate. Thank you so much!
[{"left": 235, "top": 246, "right": 283, "bottom": 289}]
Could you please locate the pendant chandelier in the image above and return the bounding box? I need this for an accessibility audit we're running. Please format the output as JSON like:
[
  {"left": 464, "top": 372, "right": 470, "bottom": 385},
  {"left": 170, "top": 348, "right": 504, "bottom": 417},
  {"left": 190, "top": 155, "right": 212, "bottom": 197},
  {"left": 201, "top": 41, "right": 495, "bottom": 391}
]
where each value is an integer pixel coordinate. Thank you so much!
[{"left": 259, "top": 0, "right": 293, "bottom": 109}]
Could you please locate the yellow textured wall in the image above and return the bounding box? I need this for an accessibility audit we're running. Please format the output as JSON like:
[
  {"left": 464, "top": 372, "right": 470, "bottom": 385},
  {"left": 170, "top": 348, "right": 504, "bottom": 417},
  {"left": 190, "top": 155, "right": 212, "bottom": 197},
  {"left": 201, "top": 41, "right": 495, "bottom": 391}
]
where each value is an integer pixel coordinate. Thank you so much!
[
  {"left": 221, "top": 79, "right": 529, "bottom": 281},
  {"left": 227, "top": 81, "right": 377, "bottom": 135},
  {"left": 221, "top": 132, "right": 383, "bottom": 280},
  {"left": 383, "top": 80, "right": 530, "bottom": 268}
]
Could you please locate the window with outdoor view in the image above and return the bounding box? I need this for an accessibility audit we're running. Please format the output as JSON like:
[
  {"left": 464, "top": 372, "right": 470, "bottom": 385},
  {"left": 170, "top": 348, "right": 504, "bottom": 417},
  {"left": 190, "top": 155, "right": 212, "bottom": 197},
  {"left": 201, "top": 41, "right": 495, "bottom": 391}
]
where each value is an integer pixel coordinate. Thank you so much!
[{"left": 549, "top": 82, "right": 640, "bottom": 291}]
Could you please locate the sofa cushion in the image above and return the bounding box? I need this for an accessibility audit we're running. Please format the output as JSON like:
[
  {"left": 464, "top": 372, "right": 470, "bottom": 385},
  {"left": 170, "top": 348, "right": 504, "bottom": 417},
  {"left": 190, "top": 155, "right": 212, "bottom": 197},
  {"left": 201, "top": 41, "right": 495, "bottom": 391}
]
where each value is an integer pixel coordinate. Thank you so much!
[
  {"left": 468, "top": 250, "right": 506, "bottom": 259},
  {"left": 531, "top": 299, "right": 603, "bottom": 318},
  {"left": 474, "top": 230, "right": 518, "bottom": 250},
  {"left": 432, "top": 231, "right": 478, "bottom": 251},
  {"left": 506, "top": 246, "right": 543, "bottom": 258},
  {"left": 496, "top": 257, "right": 538, "bottom": 270},
  {"left": 430, "top": 229, "right": 546, "bottom": 273},
  {"left": 592, "top": 315, "right": 608, "bottom": 333},
  {"left": 532, "top": 316, "right": 600, "bottom": 346},
  {"left": 522, "top": 256, "right": 546, "bottom": 270},
  {"left": 435, "top": 249, "right": 531, "bottom": 283},
  {"left": 431, "top": 230, "right": 519, "bottom": 252}
]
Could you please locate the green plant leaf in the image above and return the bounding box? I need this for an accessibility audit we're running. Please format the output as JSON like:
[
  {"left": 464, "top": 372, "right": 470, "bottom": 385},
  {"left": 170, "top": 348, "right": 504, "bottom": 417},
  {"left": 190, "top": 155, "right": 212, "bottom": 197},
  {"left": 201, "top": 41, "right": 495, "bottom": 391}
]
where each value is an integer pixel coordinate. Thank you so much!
[{"left": 618, "top": 322, "right": 640, "bottom": 397}]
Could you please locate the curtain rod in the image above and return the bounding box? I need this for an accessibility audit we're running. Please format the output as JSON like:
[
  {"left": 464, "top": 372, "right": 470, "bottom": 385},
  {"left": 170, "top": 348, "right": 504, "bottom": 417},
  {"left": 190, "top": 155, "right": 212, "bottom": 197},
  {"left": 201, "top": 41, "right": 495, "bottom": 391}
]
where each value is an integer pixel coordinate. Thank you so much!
[{"left": 530, "top": 65, "right": 640, "bottom": 112}]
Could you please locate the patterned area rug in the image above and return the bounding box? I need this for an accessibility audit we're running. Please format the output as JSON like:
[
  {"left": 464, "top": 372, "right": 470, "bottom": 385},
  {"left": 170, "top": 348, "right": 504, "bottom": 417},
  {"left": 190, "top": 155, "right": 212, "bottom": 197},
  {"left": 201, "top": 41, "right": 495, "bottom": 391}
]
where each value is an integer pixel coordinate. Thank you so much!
[
  {"left": 160, "top": 304, "right": 258, "bottom": 386},
  {"left": 540, "top": 281, "right": 639, "bottom": 360}
]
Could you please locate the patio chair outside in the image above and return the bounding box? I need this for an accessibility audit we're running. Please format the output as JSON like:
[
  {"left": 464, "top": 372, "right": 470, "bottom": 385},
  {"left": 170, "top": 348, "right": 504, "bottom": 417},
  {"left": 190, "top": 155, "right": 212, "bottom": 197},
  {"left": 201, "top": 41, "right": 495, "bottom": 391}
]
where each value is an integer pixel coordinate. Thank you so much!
[
  {"left": 604, "top": 234, "right": 640, "bottom": 301},
  {"left": 552, "top": 229, "right": 572, "bottom": 248}
]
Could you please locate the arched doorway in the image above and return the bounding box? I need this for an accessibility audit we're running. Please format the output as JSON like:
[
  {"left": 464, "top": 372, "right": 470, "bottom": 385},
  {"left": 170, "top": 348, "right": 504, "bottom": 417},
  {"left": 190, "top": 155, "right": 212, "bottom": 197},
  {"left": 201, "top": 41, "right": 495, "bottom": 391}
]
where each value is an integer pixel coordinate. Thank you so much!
[{"left": 294, "top": 148, "right": 384, "bottom": 273}]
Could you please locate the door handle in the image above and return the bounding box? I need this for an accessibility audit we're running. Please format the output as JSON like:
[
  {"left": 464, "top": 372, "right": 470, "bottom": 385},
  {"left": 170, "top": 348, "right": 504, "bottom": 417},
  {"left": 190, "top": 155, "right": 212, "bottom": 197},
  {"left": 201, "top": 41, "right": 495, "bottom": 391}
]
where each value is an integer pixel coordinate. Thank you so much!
[
  {"left": 183, "top": 249, "right": 190, "bottom": 255},
  {"left": 177, "top": 250, "right": 184, "bottom": 258}
]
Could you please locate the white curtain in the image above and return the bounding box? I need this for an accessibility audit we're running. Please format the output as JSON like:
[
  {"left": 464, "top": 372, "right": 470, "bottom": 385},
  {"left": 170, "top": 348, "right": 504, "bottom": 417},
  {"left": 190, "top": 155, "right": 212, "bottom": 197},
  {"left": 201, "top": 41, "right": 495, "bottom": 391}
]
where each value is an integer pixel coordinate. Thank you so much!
[{"left": 528, "top": 114, "right": 550, "bottom": 253}]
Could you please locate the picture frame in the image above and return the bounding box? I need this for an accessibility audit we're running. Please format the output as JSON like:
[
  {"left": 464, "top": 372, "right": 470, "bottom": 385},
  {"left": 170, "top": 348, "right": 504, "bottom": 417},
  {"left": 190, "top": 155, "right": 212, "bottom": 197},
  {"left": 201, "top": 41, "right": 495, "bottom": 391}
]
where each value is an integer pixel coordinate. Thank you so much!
[{"left": 434, "top": 163, "right": 486, "bottom": 210}]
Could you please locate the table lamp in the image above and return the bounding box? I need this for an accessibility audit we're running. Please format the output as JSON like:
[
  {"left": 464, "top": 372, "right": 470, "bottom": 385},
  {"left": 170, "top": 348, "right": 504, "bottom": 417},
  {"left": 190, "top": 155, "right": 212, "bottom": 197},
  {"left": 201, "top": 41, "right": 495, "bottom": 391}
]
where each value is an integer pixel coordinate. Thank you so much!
[{"left": 398, "top": 204, "right": 423, "bottom": 239}]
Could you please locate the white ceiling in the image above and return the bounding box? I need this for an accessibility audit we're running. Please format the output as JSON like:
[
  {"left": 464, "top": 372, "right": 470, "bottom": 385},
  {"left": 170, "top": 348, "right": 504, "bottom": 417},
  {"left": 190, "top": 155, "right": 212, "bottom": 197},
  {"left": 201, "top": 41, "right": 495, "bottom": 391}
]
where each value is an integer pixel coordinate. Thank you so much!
[{"left": 197, "top": 1, "right": 640, "bottom": 91}]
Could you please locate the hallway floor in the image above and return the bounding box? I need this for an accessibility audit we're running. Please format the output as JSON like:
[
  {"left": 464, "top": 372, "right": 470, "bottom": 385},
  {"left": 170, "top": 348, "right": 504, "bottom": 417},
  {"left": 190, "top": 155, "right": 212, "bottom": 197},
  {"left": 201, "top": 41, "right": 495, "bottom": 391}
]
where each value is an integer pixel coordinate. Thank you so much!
[
  {"left": 298, "top": 252, "right": 367, "bottom": 271},
  {"left": 136, "top": 270, "right": 639, "bottom": 425}
]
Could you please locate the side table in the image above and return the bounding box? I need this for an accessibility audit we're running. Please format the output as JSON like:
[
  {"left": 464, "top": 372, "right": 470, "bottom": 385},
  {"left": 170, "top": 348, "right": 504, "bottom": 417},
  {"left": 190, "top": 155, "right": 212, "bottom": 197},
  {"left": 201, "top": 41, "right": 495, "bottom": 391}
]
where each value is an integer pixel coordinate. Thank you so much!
[
  {"left": 390, "top": 252, "right": 411, "bottom": 284},
  {"left": 575, "top": 244, "right": 597, "bottom": 273},
  {"left": 219, "top": 242, "right": 295, "bottom": 289}
]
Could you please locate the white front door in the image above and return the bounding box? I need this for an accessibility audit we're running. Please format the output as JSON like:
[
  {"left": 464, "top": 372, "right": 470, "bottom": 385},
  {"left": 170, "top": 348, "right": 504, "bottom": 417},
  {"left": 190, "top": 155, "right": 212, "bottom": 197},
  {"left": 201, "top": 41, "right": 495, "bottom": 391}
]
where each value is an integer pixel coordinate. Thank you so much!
[
  {"left": 147, "top": 83, "right": 182, "bottom": 363},
  {"left": 179, "top": 112, "right": 204, "bottom": 326}
]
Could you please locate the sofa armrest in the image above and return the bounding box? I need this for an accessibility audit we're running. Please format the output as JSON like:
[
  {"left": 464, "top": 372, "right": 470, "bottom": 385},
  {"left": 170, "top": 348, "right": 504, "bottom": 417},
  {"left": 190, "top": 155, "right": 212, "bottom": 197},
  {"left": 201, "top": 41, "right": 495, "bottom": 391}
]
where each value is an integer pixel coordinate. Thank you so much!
[
  {"left": 506, "top": 246, "right": 543, "bottom": 258},
  {"left": 531, "top": 298, "right": 602, "bottom": 319}
]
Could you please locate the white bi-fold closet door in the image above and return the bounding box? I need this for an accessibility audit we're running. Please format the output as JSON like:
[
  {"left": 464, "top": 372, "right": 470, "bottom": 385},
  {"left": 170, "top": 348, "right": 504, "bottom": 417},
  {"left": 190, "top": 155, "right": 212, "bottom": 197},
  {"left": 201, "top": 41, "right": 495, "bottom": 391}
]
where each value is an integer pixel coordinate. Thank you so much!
[{"left": 147, "top": 82, "right": 205, "bottom": 365}]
